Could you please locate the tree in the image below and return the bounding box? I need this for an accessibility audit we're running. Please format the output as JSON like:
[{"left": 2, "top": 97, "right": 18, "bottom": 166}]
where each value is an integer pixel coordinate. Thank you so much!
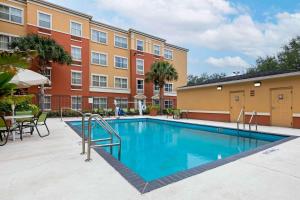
[
  {"left": 145, "top": 61, "right": 178, "bottom": 113},
  {"left": 11, "top": 34, "right": 72, "bottom": 110},
  {"left": 187, "top": 73, "right": 226, "bottom": 86}
]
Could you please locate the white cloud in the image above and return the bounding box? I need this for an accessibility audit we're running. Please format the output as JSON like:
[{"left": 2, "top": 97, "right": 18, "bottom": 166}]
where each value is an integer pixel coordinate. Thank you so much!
[
  {"left": 94, "top": 0, "right": 300, "bottom": 58},
  {"left": 206, "top": 56, "right": 250, "bottom": 68}
]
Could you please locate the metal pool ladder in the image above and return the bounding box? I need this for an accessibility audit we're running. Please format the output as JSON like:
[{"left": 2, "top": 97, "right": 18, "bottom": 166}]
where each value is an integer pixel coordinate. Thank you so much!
[
  {"left": 236, "top": 108, "right": 245, "bottom": 130},
  {"left": 248, "top": 111, "right": 258, "bottom": 131},
  {"left": 85, "top": 114, "right": 122, "bottom": 161}
]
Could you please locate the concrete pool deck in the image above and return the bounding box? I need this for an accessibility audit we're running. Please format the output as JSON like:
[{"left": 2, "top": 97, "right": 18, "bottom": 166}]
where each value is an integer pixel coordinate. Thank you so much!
[{"left": 1, "top": 116, "right": 300, "bottom": 200}]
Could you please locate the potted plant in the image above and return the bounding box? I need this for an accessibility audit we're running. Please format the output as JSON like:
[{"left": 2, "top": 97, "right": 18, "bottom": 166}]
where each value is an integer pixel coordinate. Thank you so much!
[{"left": 149, "top": 105, "right": 159, "bottom": 116}]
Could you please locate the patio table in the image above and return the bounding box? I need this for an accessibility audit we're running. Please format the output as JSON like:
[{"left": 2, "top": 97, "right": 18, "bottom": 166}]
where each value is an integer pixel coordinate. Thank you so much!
[{"left": 4, "top": 115, "right": 34, "bottom": 141}]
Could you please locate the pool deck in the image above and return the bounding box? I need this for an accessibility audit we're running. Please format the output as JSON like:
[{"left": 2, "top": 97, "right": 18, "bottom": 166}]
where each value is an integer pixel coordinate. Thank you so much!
[{"left": 1, "top": 116, "right": 300, "bottom": 200}]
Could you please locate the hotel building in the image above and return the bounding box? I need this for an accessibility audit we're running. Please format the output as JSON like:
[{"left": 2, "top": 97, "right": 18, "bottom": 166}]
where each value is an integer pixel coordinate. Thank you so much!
[{"left": 0, "top": 0, "right": 188, "bottom": 111}]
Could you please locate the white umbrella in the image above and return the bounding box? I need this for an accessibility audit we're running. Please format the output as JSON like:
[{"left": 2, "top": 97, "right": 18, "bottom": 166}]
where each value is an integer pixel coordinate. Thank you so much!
[{"left": 10, "top": 69, "right": 51, "bottom": 88}]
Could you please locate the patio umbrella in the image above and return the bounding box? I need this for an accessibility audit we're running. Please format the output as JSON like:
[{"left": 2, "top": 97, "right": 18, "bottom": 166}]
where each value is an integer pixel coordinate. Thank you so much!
[{"left": 9, "top": 69, "right": 51, "bottom": 112}]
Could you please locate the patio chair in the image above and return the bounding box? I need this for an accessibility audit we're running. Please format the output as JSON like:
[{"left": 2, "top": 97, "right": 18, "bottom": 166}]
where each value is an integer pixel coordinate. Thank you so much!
[
  {"left": 0, "top": 116, "right": 19, "bottom": 146},
  {"left": 16, "top": 111, "right": 34, "bottom": 140},
  {"left": 20, "top": 112, "right": 50, "bottom": 138}
]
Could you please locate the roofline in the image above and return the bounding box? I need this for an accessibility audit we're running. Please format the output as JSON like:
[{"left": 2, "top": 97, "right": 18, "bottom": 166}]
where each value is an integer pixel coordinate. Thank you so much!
[
  {"left": 178, "top": 71, "right": 300, "bottom": 91},
  {"left": 91, "top": 20, "right": 128, "bottom": 34},
  {"left": 165, "top": 43, "right": 189, "bottom": 52},
  {"left": 129, "top": 29, "right": 166, "bottom": 42},
  {"left": 27, "top": 0, "right": 93, "bottom": 19}
]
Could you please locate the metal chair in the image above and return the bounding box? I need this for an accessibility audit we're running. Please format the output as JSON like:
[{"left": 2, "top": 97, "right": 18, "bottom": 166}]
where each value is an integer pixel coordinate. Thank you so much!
[
  {"left": 20, "top": 112, "right": 50, "bottom": 138},
  {"left": 0, "top": 116, "right": 19, "bottom": 146}
]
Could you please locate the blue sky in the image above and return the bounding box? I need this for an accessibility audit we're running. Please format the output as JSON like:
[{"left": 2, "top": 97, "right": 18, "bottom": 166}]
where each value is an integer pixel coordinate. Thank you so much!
[{"left": 48, "top": 0, "right": 300, "bottom": 76}]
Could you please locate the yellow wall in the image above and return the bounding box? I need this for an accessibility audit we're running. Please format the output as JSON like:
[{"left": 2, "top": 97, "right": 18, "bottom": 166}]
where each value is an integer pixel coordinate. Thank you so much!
[
  {"left": 177, "top": 75, "right": 300, "bottom": 114},
  {"left": 27, "top": 2, "right": 90, "bottom": 38},
  {"left": 0, "top": 0, "right": 27, "bottom": 36},
  {"left": 90, "top": 24, "right": 130, "bottom": 88}
]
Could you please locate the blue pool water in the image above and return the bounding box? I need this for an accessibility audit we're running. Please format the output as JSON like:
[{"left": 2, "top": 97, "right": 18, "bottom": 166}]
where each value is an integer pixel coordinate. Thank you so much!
[{"left": 69, "top": 118, "right": 286, "bottom": 181}]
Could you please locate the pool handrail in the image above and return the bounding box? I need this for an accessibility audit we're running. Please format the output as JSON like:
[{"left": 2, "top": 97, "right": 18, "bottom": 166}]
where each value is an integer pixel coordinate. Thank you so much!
[
  {"left": 237, "top": 108, "right": 245, "bottom": 130},
  {"left": 248, "top": 111, "right": 258, "bottom": 131}
]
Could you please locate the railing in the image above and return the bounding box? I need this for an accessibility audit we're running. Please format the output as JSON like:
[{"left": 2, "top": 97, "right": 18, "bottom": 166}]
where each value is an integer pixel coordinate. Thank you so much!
[
  {"left": 248, "top": 111, "right": 258, "bottom": 131},
  {"left": 236, "top": 108, "right": 245, "bottom": 130},
  {"left": 86, "top": 114, "right": 121, "bottom": 161}
]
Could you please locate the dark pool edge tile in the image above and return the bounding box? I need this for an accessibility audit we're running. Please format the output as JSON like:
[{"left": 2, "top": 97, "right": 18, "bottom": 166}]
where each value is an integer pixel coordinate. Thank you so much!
[{"left": 65, "top": 121, "right": 299, "bottom": 194}]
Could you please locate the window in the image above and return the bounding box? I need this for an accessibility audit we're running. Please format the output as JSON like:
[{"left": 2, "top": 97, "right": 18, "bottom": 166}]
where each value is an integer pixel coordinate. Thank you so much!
[
  {"left": 164, "top": 49, "right": 173, "bottom": 60},
  {"left": 70, "top": 21, "right": 82, "bottom": 37},
  {"left": 115, "top": 98, "right": 128, "bottom": 108},
  {"left": 93, "top": 97, "right": 107, "bottom": 109},
  {"left": 0, "top": 34, "right": 17, "bottom": 50},
  {"left": 153, "top": 99, "right": 160, "bottom": 105},
  {"left": 164, "top": 100, "right": 173, "bottom": 109},
  {"left": 114, "top": 35, "right": 127, "bottom": 49},
  {"left": 164, "top": 83, "right": 173, "bottom": 93},
  {"left": 154, "top": 84, "right": 160, "bottom": 94},
  {"left": 91, "top": 75, "right": 107, "bottom": 87},
  {"left": 136, "top": 59, "right": 144, "bottom": 75},
  {"left": 114, "top": 56, "right": 128, "bottom": 69},
  {"left": 71, "top": 46, "right": 81, "bottom": 61},
  {"left": 71, "top": 96, "right": 82, "bottom": 110},
  {"left": 137, "top": 79, "right": 144, "bottom": 94},
  {"left": 115, "top": 77, "right": 128, "bottom": 89},
  {"left": 136, "top": 40, "right": 144, "bottom": 51},
  {"left": 71, "top": 71, "right": 82, "bottom": 85},
  {"left": 44, "top": 96, "right": 51, "bottom": 110},
  {"left": 38, "top": 12, "right": 51, "bottom": 29},
  {"left": 91, "top": 52, "right": 107, "bottom": 66},
  {"left": 0, "top": 4, "right": 23, "bottom": 24},
  {"left": 153, "top": 45, "right": 161, "bottom": 56},
  {"left": 43, "top": 68, "right": 51, "bottom": 83},
  {"left": 91, "top": 29, "right": 107, "bottom": 44}
]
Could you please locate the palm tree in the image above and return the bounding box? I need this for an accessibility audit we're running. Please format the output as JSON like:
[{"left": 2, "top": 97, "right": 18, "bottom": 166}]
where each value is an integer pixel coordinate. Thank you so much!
[
  {"left": 145, "top": 61, "right": 178, "bottom": 113},
  {"left": 11, "top": 34, "right": 72, "bottom": 110}
]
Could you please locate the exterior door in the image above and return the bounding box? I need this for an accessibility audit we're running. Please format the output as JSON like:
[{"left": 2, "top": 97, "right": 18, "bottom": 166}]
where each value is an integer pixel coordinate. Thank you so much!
[
  {"left": 230, "top": 91, "right": 245, "bottom": 122},
  {"left": 271, "top": 88, "right": 293, "bottom": 127}
]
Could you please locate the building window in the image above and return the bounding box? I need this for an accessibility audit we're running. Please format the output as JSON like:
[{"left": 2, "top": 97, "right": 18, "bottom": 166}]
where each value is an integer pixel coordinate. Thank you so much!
[
  {"left": 38, "top": 12, "right": 51, "bottom": 29},
  {"left": 164, "top": 49, "right": 173, "bottom": 60},
  {"left": 164, "top": 100, "right": 173, "bottom": 109},
  {"left": 91, "top": 29, "right": 107, "bottom": 44},
  {"left": 115, "top": 98, "right": 128, "bottom": 108},
  {"left": 153, "top": 99, "right": 160, "bottom": 105},
  {"left": 44, "top": 95, "right": 51, "bottom": 110},
  {"left": 71, "top": 46, "right": 81, "bottom": 61},
  {"left": 137, "top": 79, "right": 144, "bottom": 94},
  {"left": 93, "top": 97, "right": 107, "bottom": 109},
  {"left": 115, "top": 77, "right": 128, "bottom": 89},
  {"left": 114, "top": 56, "right": 128, "bottom": 69},
  {"left": 164, "top": 83, "right": 173, "bottom": 93},
  {"left": 136, "top": 40, "right": 144, "bottom": 51},
  {"left": 91, "top": 75, "right": 107, "bottom": 87},
  {"left": 114, "top": 35, "right": 127, "bottom": 49},
  {"left": 0, "top": 34, "right": 17, "bottom": 50},
  {"left": 91, "top": 52, "right": 107, "bottom": 66},
  {"left": 0, "top": 4, "right": 23, "bottom": 24},
  {"left": 136, "top": 59, "right": 144, "bottom": 75},
  {"left": 71, "top": 71, "right": 82, "bottom": 86},
  {"left": 153, "top": 45, "right": 161, "bottom": 56},
  {"left": 43, "top": 68, "right": 51, "bottom": 82},
  {"left": 70, "top": 21, "right": 82, "bottom": 37},
  {"left": 154, "top": 84, "right": 160, "bottom": 94},
  {"left": 71, "top": 96, "right": 82, "bottom": 110}
]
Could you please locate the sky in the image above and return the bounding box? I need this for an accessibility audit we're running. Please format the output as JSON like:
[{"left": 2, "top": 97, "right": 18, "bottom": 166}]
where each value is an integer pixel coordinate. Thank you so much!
[{"left": 47, "top": 0, "right": 300, "bottom": 76}]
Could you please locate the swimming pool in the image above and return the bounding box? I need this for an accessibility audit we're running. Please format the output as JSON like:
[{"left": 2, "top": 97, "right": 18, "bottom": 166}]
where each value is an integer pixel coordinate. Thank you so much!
[{"left": 67, "top": 118, "right": 293, "bottom": 193}]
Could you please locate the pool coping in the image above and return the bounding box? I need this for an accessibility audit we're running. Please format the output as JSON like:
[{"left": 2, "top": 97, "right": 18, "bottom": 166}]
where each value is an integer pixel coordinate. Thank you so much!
[{"left": 65, "top": 118, "right": 298, "bottom": 194}]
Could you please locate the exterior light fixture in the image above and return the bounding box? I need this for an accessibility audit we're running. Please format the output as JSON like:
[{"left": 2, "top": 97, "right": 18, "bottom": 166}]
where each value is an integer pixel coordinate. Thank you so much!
[
  {"left": 217, "top": 86, "right": 223, "bottom": 91},
  {"left": 254, "top": 81, "right": 261, "bottom": 87}
]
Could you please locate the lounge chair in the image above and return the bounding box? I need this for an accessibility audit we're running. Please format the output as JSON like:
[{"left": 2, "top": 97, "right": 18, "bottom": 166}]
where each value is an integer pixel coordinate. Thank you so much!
[
  {"left": 16, "top": 111, "right": 34, "bottom": 140},
  {"left": 20, "top": 112, "right": 50, "bottom": 138},
  {"left": 0, "top": 116, "right": 19, "bottom": 146}
]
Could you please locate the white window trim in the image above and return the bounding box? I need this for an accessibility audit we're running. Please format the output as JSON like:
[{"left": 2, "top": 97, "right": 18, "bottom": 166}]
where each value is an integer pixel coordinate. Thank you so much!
[
  {"left": 114, "top": 55, "right": 128, "bottom": 69},
  {"left": 91, "top": 73, "right": 108, "bottom": 88},
  {"left": 37, "top": 10, "right": 52, "bottom": 30},
  {"left": 71, "top": 70, "right": 82, "bottom": 86},
  {"left": 136, "top": 58, "right": 144, "bottom": 75},
  {"left": 0, "top": 2, "right": 24, "bottom": 25},
  {"left": 0, "top": 33, "right": 19, "bottom": 51},
  {"left": 71, "top": 96, "right": 82, "bottom": 111},
  {"left": 136, "top": 78, "right": 144, "bottom": 94},
  {"left": 43, "top": 94, "right": 52, "bottom": 111},
  {"left": 164, "top": 83, "right": 174, "bottom": 92},
  {"left": 114, "top": 76, "right": 128, "bottom": 89},
  {"left": 114, "top": 34, "right": 128, "bottom": 49},
  {"left": 91, "top": 28, "right": 108, "bottom": 45},
  {"left": 136, "top": 39, "right": 144, "bottom": 52},
  {"left": 93, "top": 97, "right": 108, "bottom": 109},
  {"left": 71, "top": 45, "right": 82, "bottom": 62},
  {"left": 164, "top": 48, "right": 174, "bottom": 60},
  {"left": 153, "top": 44, "right": 161, "bottom": 56},
  {"left": 70, "top": 20, "right": 82, "bottom": 37},
  {"left": 91, "top": 50, "right": 108, "bottom": 66}
]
